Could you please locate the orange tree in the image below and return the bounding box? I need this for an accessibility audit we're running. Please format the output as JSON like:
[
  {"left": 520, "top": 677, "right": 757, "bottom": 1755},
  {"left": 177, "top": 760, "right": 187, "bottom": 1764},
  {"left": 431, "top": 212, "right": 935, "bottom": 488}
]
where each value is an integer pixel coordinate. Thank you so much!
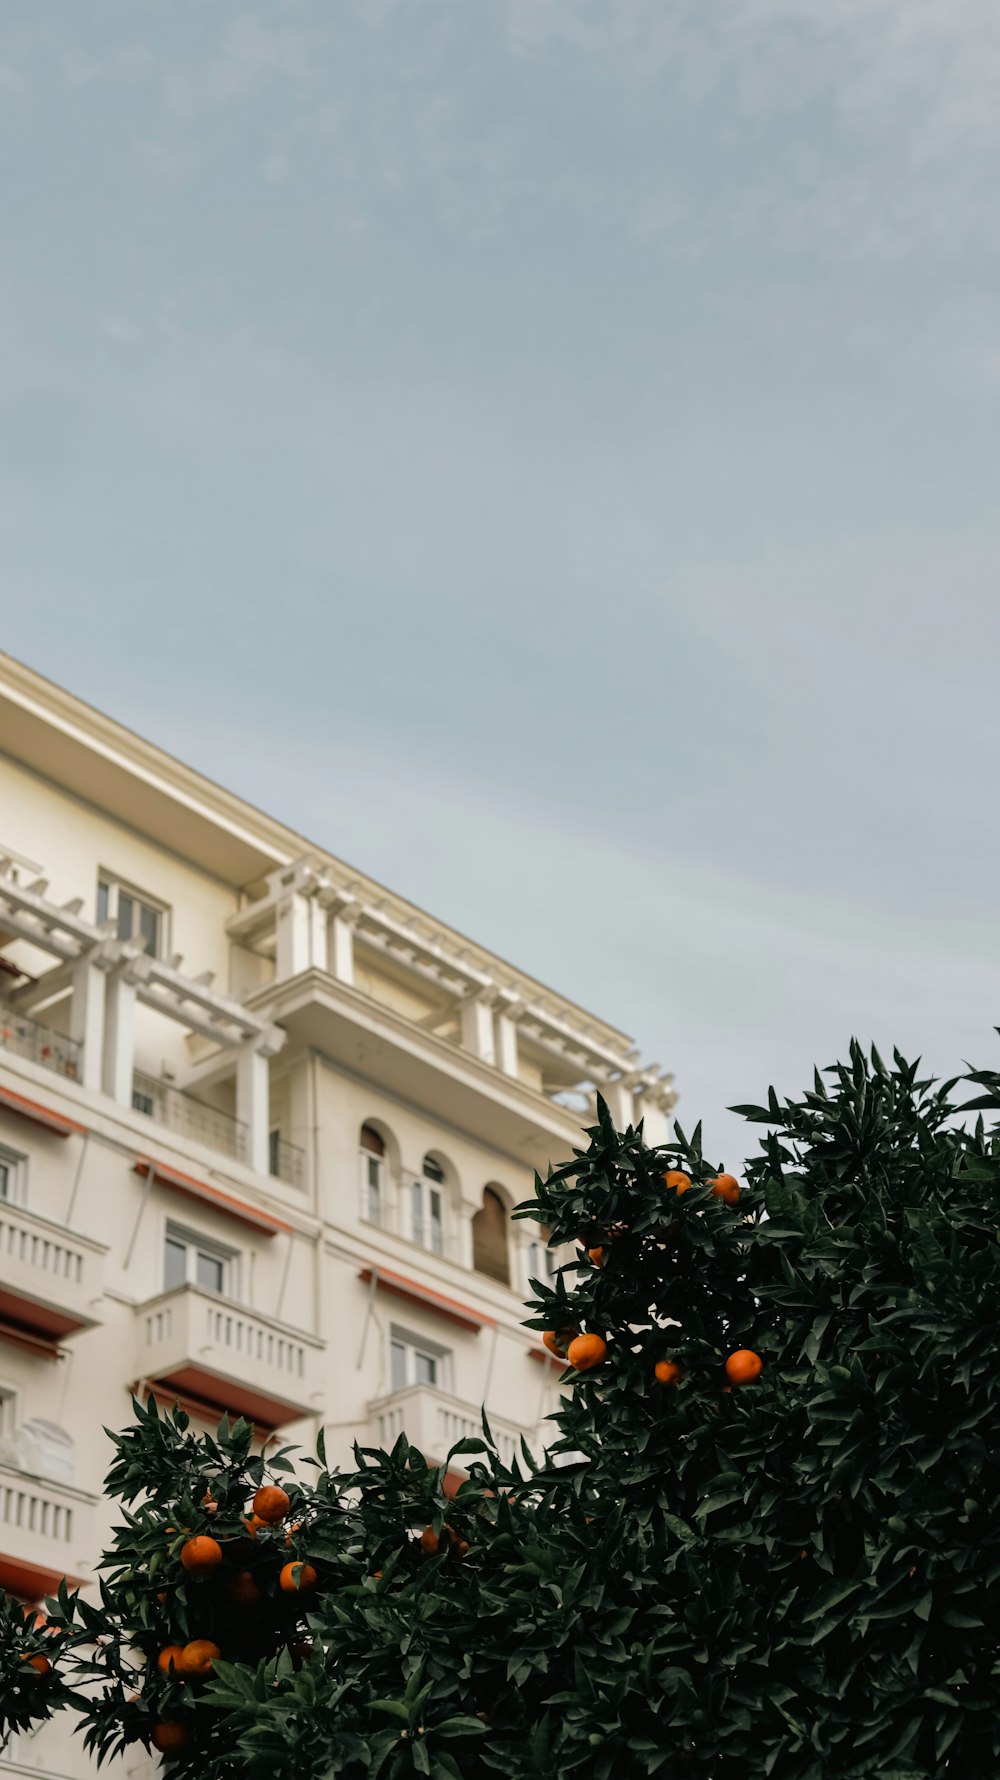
[{"left": 2, "top": 1040, "right": 1000, "bottom": 1778}]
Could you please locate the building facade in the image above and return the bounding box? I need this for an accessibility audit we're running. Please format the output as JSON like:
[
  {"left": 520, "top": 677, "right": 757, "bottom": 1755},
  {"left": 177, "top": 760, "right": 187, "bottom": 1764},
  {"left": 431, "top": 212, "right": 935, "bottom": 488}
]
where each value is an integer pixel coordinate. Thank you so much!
[{"left": 0, "top": 651, "right": 675, "bottom": 1778}]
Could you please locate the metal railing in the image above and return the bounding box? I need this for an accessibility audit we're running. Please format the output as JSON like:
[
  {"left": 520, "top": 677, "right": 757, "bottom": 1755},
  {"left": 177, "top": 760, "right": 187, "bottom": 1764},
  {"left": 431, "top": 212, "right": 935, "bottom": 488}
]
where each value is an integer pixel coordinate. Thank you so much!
[
  {"left": 268, "top": 1131, "right": 306, "bottom": 1190},
  {"left": 131, "top": 1069, "right": 248, "bottom": 1163},
  {"left": 0, "top": 1000, "right": 82, "bottom": 1081}
]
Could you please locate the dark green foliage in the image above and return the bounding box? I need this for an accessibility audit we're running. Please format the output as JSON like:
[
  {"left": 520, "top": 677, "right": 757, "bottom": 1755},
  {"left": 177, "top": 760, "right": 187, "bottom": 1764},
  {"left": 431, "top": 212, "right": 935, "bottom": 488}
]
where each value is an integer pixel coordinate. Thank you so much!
[{"left": 3, "top": 1040, "right": 1000, "bottom": 1777}]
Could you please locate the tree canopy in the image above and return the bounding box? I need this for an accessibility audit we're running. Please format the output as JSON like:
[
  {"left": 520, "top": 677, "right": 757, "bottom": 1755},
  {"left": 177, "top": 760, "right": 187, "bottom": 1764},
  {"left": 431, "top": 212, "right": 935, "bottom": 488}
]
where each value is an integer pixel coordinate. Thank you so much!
[{"left": 3, "top": 1039, "right": 1000, "bottom": 1778}]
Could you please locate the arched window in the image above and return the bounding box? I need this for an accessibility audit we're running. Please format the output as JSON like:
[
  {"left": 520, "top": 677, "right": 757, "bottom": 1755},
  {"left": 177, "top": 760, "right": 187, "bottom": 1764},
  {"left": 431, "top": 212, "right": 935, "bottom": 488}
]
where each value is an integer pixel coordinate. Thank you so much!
[
  {"left": 411, "top": 1154, "right": 445, "bottom": 1255},
  {"left": 472, "top": 1186, "right": 509, "bottom": 1285},
  {"left": 360, "top": 1124, "right": 385, "bottom": 1226}
]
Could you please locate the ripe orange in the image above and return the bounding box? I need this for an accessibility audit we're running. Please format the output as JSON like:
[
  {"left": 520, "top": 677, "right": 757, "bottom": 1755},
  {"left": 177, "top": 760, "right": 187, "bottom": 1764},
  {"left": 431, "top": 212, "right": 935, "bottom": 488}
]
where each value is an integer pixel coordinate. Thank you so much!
[
  {"left": 587, "top": 1246, "right": 604, "bottom": 1267},
  {"left": 725, "top": 1349, "right": 763, "bottom": 1385},
  {"left": 242, "top": 1515, "right": 266, "bottom": 1538},
  {"left": 228, "top": 1570, "right": 262, "bottom": 1607},
  {"left": 284, "top": 1520, "right": 302, "bottom": 1548},
  {"left": 654, "top": 1360, "right": 682, "bottom": 1386},
  {"left": 419, "top": 1526, "right": 441, "bottom": 1556},
  {"left": 21, "top": 1653, "right": 50, "bottom": 1676},
  {"left": 709, "top": 1173, "right": 741, "bottom": 1206},
  {"left": 177, "top": 1639, "right": 220, "bottom": 1678},
  {"left": 279, "top": 1560, "right": 317, "bottom": 1594},
  {"left": 179, "top": 1535, "right": 222, "bottom": 1576},
  {"left": 542, "top": 1330, "right": 570, "bottom": 1357},
  {"left": 253, "top": 1484, "right": 290, "bottom": 1525},
  {"left": 156, "top": 1646, "right": 185, "bottom": 1675},
  {"left": 567, "top": 1332, "right": 607, "bottom": 1371},
  {"left": 663, "top": 1169, "right": 692, "bottom": 1194},
  {"left": 201, "top": 1493, "right": 219, "bottom": 1516},
  {"left": 151, "top": 1722, "right": 189, "bottom": 1754}
]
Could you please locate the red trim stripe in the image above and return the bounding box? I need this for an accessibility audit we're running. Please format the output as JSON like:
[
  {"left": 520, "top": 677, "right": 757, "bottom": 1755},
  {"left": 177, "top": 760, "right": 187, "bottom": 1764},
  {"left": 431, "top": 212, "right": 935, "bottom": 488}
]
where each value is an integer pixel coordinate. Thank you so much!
[
  {"left": 358, "top": 1265, "right": 495, "bottom": 1332},
  {"left": 0, "top": 1084, "right": 86, "bottom": 1137},
  {"left": 133, "top": 1157, "right": 293, "bottom": 1235}
]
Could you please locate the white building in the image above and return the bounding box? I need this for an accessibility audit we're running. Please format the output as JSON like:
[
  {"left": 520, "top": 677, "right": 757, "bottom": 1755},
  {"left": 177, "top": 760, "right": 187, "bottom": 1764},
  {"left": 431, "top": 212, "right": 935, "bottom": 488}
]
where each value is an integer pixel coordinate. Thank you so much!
[{"left": 0, "top": 650, "right": 674, "bottom": 1777}]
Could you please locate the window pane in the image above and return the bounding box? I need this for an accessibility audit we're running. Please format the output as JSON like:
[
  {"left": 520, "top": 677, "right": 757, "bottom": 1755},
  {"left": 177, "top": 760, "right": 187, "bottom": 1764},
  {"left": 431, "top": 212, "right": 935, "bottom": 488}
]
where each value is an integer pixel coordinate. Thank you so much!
[
  {"left": 164, "top": 1238, "right": 187, "bottom": 1290},
  {"left": 390, "top": 1340, "right": 407, "bottom": 1391},
  {"left": 423, "top": 1156, "right": 445, "bottom": 1183},
  {"left": 116, "top": 891, "right": 134, "bottom": 941},
  {"left": 367, "top": 1157, "right": 382, "bottom": 1223},
  {"left": 411, "top": 1181, "right": 424, "bottom": 1246},
  {"left": 139, "top": 901, "right": 159, "bottom": 956},
  {"left": 415, "top": 1351, "right": 437, "bottom": 1386},
  {"left": 96, "top": 881, "right": 109, "bottom": 924},
  {"left": 0, "top": 1162, "right": 9, "bottom": 1201},
  {"left": 197, "top": 1251, "right": 224, "bottom": 1294},
  {"left": 269, "top": 1129, "right": 281, "bottom": 1176},
  {"left": 429, "top": 1189, "right": 443, "bottom": 1255}
]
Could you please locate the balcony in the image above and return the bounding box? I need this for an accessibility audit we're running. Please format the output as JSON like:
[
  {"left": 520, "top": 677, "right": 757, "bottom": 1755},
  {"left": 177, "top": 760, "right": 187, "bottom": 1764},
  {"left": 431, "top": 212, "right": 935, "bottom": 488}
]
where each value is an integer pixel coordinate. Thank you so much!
[
  {"left": 0, "top": 1203, "right": 105, "bottom": 1343},
  {"left": 135, "top": 1284, "right": 324, "bottom": 1430},
  {"left": 0, "top": 1001, "right": 81, "bottom": 1083},
  {"left": 0, "top": 1463, "right": 96, "bottom": 1598},
  {"left": 131, "top": 1068, "right": 248, "bottom": 1163},
  {"left": 368, "top": 1382, "right": 526, "bottom": 1472}
]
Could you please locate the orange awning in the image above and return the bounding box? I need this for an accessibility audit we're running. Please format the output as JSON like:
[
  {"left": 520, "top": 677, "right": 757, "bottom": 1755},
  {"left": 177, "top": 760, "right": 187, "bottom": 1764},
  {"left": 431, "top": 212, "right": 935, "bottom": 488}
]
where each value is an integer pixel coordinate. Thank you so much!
[
  {"left": 0, "top": 1084, "right": 86, "bottom": 1137},
  {"left": 0, "top": 1555, "right": 83, "bottom": 1602},
  {"left": 358, "top": 1265, "right": 495, "bottom": 1333},
  {"left": 133, "top": 1157, "right": 293, "bottom": 1236}
]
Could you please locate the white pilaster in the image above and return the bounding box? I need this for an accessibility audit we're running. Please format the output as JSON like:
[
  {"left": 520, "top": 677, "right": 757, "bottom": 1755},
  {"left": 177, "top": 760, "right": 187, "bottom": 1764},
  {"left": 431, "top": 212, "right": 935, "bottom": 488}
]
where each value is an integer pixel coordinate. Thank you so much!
[
  {"left": 275, "top": 892, "right": 317, "bottom": 981},
  {"left": 603, "top": 1077, "right": 635, "bottom": 1132},
  {"left": 70, "top": 955, "right": 105, "bottom": 1092},
  {"left": 461, "top": 995, "right": 496, "bottom": 1067},
  {"left": 328, "top": 911, "right": 357, "bottom": 986},
  {"left": 237, "top": 1043, "right": 270, "bottom": 1174},
  {"left": 496, "top": 1014, "right": 519, "bottom": 1078},
  {"left": 102, "top": 970, "right": 136, "bottom": 1106}
]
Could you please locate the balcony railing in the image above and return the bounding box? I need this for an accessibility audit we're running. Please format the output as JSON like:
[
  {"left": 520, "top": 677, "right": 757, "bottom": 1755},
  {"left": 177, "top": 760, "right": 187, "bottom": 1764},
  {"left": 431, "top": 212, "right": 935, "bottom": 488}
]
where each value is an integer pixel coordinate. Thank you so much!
[
  {"left": 0, "top": 1201, "right": 104, "bottom": 1338},
  {"left": 0, "top": 1461, "right": 96, "bottom": 1587},
  {"left": 268, "top": 1130, "right": 306, "bottom": 1190},
  {"left": 368, "top": 1382, "right": 526, "bottom": 1472},
  {"left": 135, "top": 1283, "right": 324, "bottom": 1428},
  {"left": 0, "top": 1001, "right": 82, "bottom": 1082},
  {"left": 132, "top": 1069, "right": 248, "bottom": 1164}
]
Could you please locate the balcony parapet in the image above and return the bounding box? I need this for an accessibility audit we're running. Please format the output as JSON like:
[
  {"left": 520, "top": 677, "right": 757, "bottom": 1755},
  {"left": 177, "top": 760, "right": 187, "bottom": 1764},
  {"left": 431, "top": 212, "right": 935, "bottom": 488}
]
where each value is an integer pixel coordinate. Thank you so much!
[
  {"left": 0, "top": 1202, "right": 105, "bottom": 1343},
  {"left": 134, "top": 1283, "right": 324, "bottom": 1431},
  {"left": 0, "top": 1461, "right": 96, "bottom": 1596},
  {"left": 367, "top": 1382, "right": 526, "bottom": 1473}
]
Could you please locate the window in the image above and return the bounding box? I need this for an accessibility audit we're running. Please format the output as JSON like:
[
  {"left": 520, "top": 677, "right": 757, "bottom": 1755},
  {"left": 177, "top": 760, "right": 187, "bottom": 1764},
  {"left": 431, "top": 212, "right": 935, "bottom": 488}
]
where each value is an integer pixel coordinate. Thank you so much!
[
  {"left": 411, "top": 1155, "right": 445, "bottom": 1255},
  {"left": 389, "top": 1329, "right": 449, "bottom": 1393},
  {"left": 268, "top": 1128, "right": 282, "bottom": 1178},
  {"left": 163, "top": 1227, "right": 235, "bottom": 1297},
  {"left": 472, "top": 1186, "right": 510, "bottom": 1286},
  {"left": 528, "top": 1226, "right": 558, "bottom": 1287},
  {"left": 132, "top": 1087, "right": 156, "bottom": 1118},
  {"left": 0, "top": 1146, "right": 25, "bottom": 1206},
  {"left": 360, "top": 1124, "right": 385, "bottom": 1226},
  {"left": 97, "top": 874, "right": 166, "bottom": 958},
  {"left": 0, "top": 1386, "right": 15, "bottom": 1438}
]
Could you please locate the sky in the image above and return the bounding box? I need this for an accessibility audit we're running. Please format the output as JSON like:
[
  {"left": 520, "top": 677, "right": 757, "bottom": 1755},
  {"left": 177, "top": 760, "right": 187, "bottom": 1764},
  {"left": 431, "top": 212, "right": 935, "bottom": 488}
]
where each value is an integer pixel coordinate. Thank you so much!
[{"left": 2, "top": 0, "right": 1000, "bottom": 1168}]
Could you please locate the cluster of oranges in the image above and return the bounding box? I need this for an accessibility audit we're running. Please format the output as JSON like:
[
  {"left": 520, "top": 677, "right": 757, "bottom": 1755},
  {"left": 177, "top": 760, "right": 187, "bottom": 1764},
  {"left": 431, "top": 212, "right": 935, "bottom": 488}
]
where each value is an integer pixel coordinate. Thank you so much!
[
  {"left": 540, "top": 1168, "right": 763, "bottom": 1393},
  {"left": 147, "top": 1482, "right": 317, "bottom": 1753}
]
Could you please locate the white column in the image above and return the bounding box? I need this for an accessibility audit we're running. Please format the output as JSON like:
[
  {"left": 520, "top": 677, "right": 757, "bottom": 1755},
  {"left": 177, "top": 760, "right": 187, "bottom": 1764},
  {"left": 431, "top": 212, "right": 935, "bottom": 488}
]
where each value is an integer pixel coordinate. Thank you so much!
[
  {"left": 102, "top": 970, "right": 136, "bottom": 1106},
  {"left": 603, "top": 1077, "right": 635, "bottom": 1132},
  {"left": 461, "top": 995, "right": 496, "bottom": 1066},
  {"left": 496, "top": 1014, "right": 519, "bottom": 1078},
  {"left": 237, "top": 1043, "right": 270, "bottom": 1174},
  {"left": 636, "top": 1095, "right": 671, "bottom": 1147},
  {"left": 457, "top": 1206, "right": 475, "bottom": 1269},
  {"left": 328, "top": 911, "right": 357, "bottom": 986},
  {"left": 70, "top": 955, "right": 105, "bottom": 1092},
  {"left": 275, "top": 892, "right": 315, "bottom": 981}
]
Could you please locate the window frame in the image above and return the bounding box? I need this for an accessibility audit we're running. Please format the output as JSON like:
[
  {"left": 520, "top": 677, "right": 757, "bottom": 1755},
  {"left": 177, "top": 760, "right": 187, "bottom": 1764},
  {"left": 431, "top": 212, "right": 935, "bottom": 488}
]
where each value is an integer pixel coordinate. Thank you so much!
[
  {"left": 0, "top": 1381, "right": 17, "bottom": 1439},
  {"left": 410, "top": 1158, "right": 445, "bottom": 1255},
  {"left": 0, "top": 1145, "right": 27, "bottom": 1207},
  {"left": 96, "top": 871, "right": 169, "bottom": 959},
  {"left": 163, "top": 1222, "right": 239, "bottom": 1300},
  {"left": 359, "top": 1126, "right": 387, "bottom": 1228},
  {"left": 388, "top": 1325, "right": 451, "bottom": 1394}
]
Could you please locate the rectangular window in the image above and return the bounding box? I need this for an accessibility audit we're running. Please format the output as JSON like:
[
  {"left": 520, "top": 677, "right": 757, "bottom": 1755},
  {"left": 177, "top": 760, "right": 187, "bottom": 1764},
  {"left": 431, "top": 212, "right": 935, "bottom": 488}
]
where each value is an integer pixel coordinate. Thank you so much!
[
  {"left": 268, "top": 1128, "right": 282, "bottom": 1178},
  {"left": 132, "top": 1088, "right": 156, "bottom": 1118},
  {"left": 0, "top": 1147, "right": 25, "bottom": 1205},
  {"left": 97, "top": 874, "right": 166, "bottom": 958},
  {"left": 365, "top": 1154, "right": 383, "bottom": 1225},
  {"left": 164, "top": 1227, "right": 235, "bottom": 1297},
  {"left": 0, "top": 1387, "right": 15, "bottom": 1437},
  {"left": 389, "top": 1329, "right": 448, "bottom": 1392},
  {"left": 411, "top": 1176, "right": 445, "bottom": 1255}
]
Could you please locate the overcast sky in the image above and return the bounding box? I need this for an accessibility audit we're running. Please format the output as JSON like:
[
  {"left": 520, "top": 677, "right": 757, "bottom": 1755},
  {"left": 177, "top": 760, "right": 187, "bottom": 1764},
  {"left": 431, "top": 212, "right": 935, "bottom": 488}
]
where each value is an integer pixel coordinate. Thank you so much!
[{"left": 3, "top": 1, "right": 1000, "bottom": 1168}]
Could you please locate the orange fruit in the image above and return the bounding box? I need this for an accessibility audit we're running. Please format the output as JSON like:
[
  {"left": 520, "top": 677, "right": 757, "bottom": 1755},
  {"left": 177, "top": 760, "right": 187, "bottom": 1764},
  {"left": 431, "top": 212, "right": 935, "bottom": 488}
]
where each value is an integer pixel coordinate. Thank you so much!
[
  {"left": 725, "top": 1349, "right": 763, "bottom": 1385},
  {"left": 253, "top": 1485, "right": 290, "bottom": 1525},
  {"left": 709, "top": 1173, "right": 741, "bottom": 1206},
  {"left": 419, "top": 1526, "right": 441, "bottom": 1556},
  {"left": 542, "top": 1330, "right": 570, "bottom": 1357},
  {"left": 284, "top": 1520, "right": 302, "bottom": 1548},
  {"left": 663, "top": 1170, "right": 692, "bottom": 1194},
  {"left": 151, "top": 1722, "right": 189, "bottom": 1754},
  {"left": 21, "top": 1653, "right": 50, "bottom": 1676},
  {"left": 587, "top": 1247, "right": 604, "bottom": 1266},
  {"left": 567, "top": 1332, "right": 607, "bottom": 1371},
  {"left": 177, "top": 1639, "right": 220, "bottom": 1678},
  {"left": 279, "top": 1560, "right": 317, "bottom": 1593},
  {"left": 228, "top": 1570, "right": 262, "bottom": 1607},
  {"left": 654, "top": 1360, "right": 682, "bottom": 1386},
  {"left": 242, "top": 1515, "right": 266, "bottom": 1538},
  {"left": 156, "top": 1646, "right": 186, "bottom": 1674},
  {"left": 455, "top": 1538, "right": 470, "bottom": 1559},
  {"left": 179, "top": 1535, "right": 222, "bottom": 1576},
  {"left": 201, "top": 1494, "right": 219, "bottom": 1516}
]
